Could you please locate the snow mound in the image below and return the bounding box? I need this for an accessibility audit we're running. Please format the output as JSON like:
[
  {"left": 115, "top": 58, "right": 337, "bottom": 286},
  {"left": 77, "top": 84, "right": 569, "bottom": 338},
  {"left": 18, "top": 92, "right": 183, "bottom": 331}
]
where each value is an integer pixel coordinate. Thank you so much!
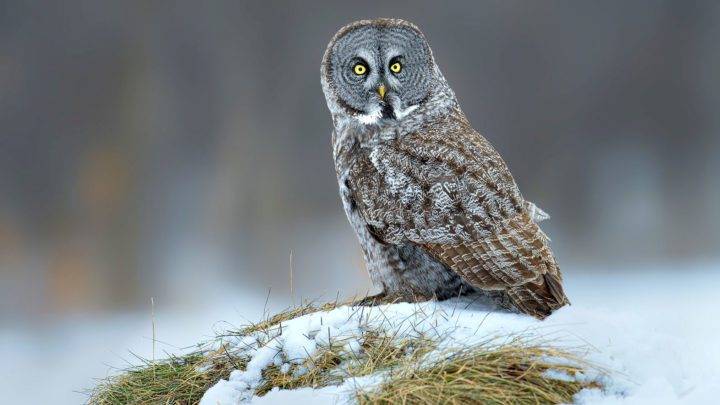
[{"left": 201, "top": 267, "right": 720, "bottom": 405}]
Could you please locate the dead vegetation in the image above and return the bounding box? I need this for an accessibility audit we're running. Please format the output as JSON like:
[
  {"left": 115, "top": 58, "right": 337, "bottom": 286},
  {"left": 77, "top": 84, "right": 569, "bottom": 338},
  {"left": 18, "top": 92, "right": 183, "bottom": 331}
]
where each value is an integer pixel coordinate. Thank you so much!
[{"left": 88, "top": 298, "right": 602, "bottom": 405}]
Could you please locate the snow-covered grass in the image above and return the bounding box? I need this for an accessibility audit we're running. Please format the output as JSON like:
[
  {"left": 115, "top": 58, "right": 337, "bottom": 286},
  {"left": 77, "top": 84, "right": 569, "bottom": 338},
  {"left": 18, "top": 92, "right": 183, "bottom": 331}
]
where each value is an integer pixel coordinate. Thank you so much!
[
  {"left": 1, "top": 261, "right": 708, "bottom": 404},
  {"left": 89, "top": 298, "right": 600, "bottom": 405},
  {"left": 85, "top": 262, "right": 720, "bottom": 404}
]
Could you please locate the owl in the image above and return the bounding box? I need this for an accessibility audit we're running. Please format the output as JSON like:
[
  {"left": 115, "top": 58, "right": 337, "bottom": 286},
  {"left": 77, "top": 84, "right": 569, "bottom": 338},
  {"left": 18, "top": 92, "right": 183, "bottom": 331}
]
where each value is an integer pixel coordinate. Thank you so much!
[{"left": 320, "top": 19, "right": 569, "bottom": 319}]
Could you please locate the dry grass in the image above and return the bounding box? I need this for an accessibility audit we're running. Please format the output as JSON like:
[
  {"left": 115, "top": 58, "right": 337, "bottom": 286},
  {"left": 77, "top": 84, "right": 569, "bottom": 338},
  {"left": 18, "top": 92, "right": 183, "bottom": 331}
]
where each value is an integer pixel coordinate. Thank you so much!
[
  {"left": 358, "top": 343, "right": 599, "bottom": 405},
  {"left": 87, "top": 299, "right": 602, "bottom": 405},
  {"left": 88, "top": 349, "right": 240, "bottom": 405},
  {"left": 88, "top": 299, "right": 360, "bottom": 405}
]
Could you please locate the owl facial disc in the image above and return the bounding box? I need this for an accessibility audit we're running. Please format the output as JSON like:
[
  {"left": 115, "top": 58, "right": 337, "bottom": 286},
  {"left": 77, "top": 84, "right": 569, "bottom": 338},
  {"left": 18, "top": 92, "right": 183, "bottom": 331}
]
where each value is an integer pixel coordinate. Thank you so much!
[{"left": 322, "top": 19, "right": 436, "bottom": 125}]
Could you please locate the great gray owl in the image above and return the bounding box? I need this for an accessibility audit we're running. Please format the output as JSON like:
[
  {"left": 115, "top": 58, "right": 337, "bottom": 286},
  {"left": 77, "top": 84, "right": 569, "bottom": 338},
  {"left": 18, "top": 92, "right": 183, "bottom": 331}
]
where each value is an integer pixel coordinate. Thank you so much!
[{"left": 320, "top": 19, "right": 569, "bottom": 319}]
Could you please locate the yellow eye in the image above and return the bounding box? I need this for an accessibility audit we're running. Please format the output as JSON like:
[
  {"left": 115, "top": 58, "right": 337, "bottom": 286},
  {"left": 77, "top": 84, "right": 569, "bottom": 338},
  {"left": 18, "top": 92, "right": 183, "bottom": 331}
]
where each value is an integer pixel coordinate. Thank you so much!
[
  {"left": 353, "top": 64, "right": 367, "bottom": 75},
  {"left": 390, "top": 62, "right": 402, "bottom": 73}
]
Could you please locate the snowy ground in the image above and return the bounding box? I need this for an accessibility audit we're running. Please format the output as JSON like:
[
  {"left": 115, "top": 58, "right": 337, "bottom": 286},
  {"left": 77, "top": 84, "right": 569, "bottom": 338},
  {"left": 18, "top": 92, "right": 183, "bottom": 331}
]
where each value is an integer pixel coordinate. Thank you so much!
[
  {"left": 0, "top": 288, "right": 272, "bottom": 405},
  {"left": 204, "top": 262, "right": 720, "bottom": 405},
  {"left": 1, "top": 261, "right": 718, "bottom": 404}
]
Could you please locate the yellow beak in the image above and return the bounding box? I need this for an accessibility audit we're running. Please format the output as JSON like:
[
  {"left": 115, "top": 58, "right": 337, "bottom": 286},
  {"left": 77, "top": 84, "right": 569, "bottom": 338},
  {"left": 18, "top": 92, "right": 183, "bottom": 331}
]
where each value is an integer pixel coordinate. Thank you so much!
[{"left": 377, "top": 84, "right": 386, "bottom": 100}]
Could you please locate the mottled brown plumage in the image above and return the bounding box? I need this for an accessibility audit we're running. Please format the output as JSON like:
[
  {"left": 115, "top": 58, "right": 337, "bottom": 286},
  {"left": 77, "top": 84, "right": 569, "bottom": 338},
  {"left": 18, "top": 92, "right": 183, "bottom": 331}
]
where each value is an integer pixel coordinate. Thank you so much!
[{"left": 321, "top": 19, "right": 569, "bottom": 319}]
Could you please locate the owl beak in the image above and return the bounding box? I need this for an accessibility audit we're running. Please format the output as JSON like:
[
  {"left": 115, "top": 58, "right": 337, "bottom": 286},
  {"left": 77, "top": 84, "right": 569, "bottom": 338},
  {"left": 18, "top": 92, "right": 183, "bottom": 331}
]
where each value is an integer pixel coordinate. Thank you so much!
[{"left": 377, "top": 84, "right": 386, "bottom": 101}]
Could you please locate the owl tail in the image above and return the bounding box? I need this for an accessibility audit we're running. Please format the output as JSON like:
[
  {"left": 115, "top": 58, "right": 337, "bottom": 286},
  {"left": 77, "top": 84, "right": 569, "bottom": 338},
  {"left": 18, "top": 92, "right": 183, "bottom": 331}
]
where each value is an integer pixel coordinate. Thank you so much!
[{"left": 506, "top": 272, "right": 570, "bottom": 320}]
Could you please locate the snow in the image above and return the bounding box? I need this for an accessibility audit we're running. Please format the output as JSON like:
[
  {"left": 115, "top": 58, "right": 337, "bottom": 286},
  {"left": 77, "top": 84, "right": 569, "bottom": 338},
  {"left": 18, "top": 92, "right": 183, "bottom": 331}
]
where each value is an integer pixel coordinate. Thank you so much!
[
  {"left": 200, "top": 263, "right": 720, "bottom": 405},
  {"left": 1, "top": 262, "right": 717, "bottom": 405},
  {"left": 248, "top": 386, "right": 342, "bottom": 404},
  {"left": 0, "top": 289, "right": 271, "bottom": 405}
]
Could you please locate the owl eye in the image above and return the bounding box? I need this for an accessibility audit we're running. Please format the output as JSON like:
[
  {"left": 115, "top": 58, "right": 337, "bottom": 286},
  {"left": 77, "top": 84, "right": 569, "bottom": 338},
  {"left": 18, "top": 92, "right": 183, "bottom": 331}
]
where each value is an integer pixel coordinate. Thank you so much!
[
  {"left": 389, "top": 62, "right": 402, "bottom": 73},
  {"left": 353, "top": 63, "right": 367, "bottom": 75}
]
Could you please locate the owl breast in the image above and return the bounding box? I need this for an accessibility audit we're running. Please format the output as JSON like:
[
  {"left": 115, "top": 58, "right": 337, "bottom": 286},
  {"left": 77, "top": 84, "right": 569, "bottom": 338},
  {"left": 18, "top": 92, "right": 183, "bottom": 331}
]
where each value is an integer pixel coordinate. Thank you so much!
[{"left": 334, "top": 125, "right": 473, "bottom": 300}]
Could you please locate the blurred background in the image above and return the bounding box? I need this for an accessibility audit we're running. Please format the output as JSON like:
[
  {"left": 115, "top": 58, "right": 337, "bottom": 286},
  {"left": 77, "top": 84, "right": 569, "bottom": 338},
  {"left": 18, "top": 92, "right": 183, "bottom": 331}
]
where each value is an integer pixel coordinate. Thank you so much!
[{"left": 1, "top": 1, "right": 719, "bottom": 403}]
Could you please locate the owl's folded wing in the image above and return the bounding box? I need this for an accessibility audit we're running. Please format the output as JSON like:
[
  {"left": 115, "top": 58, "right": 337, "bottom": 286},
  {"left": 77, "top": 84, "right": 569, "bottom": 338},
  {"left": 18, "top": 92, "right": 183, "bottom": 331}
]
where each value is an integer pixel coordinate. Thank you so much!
[
  {"left": 421, "top": 212, "right": 555, "bottom": 289},
  {"left": 420, "top": 211, "right": 569, "bottom": 319},
  {"left": 347, "top": 127, "right": 568, "bottom": 317},
  {"left": 347, "top": 126, "right": 525, "bottom": 247}
]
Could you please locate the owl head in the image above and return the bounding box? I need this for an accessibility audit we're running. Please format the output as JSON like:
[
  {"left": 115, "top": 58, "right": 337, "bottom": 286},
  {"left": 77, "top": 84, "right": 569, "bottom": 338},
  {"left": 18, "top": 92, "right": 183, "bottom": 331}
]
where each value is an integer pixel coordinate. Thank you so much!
[{"left": 321, "top": 19, "right": 454, "bottom": 125}]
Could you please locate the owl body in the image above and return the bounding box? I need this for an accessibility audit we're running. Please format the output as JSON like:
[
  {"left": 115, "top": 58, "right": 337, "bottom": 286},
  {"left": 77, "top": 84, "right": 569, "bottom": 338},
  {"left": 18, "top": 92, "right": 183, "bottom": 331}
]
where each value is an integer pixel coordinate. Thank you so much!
[
  {"left": 322, "top": 19, "right": 568, "bottom": 319},
  {"left": 333, "top": 112, "right": 475, "bottom": 301}
]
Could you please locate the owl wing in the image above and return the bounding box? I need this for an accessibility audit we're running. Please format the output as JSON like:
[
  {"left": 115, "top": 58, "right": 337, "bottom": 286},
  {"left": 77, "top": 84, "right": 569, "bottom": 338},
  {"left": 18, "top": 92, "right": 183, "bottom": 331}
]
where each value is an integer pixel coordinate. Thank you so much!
[
  {"left": 347, "top": 118, "right": 568, "bottom": 318},
  {"left": 420, "top": 212, "right": 568, "bottom": 319}
]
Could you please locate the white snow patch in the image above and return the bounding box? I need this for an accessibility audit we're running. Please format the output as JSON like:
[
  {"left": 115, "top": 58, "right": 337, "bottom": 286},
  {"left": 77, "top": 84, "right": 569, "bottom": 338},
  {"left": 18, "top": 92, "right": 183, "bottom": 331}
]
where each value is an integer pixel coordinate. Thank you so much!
[{"left": 248, "top": 386, "right": 340, "bottom": 404}]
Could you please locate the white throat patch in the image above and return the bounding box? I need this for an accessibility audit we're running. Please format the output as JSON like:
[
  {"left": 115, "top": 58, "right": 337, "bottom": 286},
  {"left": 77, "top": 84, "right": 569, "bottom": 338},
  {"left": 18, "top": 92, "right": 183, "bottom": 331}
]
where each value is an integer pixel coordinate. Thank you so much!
[
  {"left": 353, "top": 104, "right": 418, "bottom": 125},
  {"left": 354, "top": 109, "right": 382, "bottom": 125}
]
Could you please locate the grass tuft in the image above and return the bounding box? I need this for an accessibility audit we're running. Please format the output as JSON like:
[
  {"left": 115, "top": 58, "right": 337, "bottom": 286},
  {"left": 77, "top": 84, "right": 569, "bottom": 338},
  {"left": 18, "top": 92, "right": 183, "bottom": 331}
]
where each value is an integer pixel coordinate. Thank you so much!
[
  {"left": 358, "top": 343, "right": 599, "bottom": 405},
  {"left": 87, "top": 299, "right": 603, "bottom": 405},
  {"left": 88, "top": 299, "right": 356, "bottom": 405},
  {"left": 89, "top": 349, "right": 241, "bottom": 405}
]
